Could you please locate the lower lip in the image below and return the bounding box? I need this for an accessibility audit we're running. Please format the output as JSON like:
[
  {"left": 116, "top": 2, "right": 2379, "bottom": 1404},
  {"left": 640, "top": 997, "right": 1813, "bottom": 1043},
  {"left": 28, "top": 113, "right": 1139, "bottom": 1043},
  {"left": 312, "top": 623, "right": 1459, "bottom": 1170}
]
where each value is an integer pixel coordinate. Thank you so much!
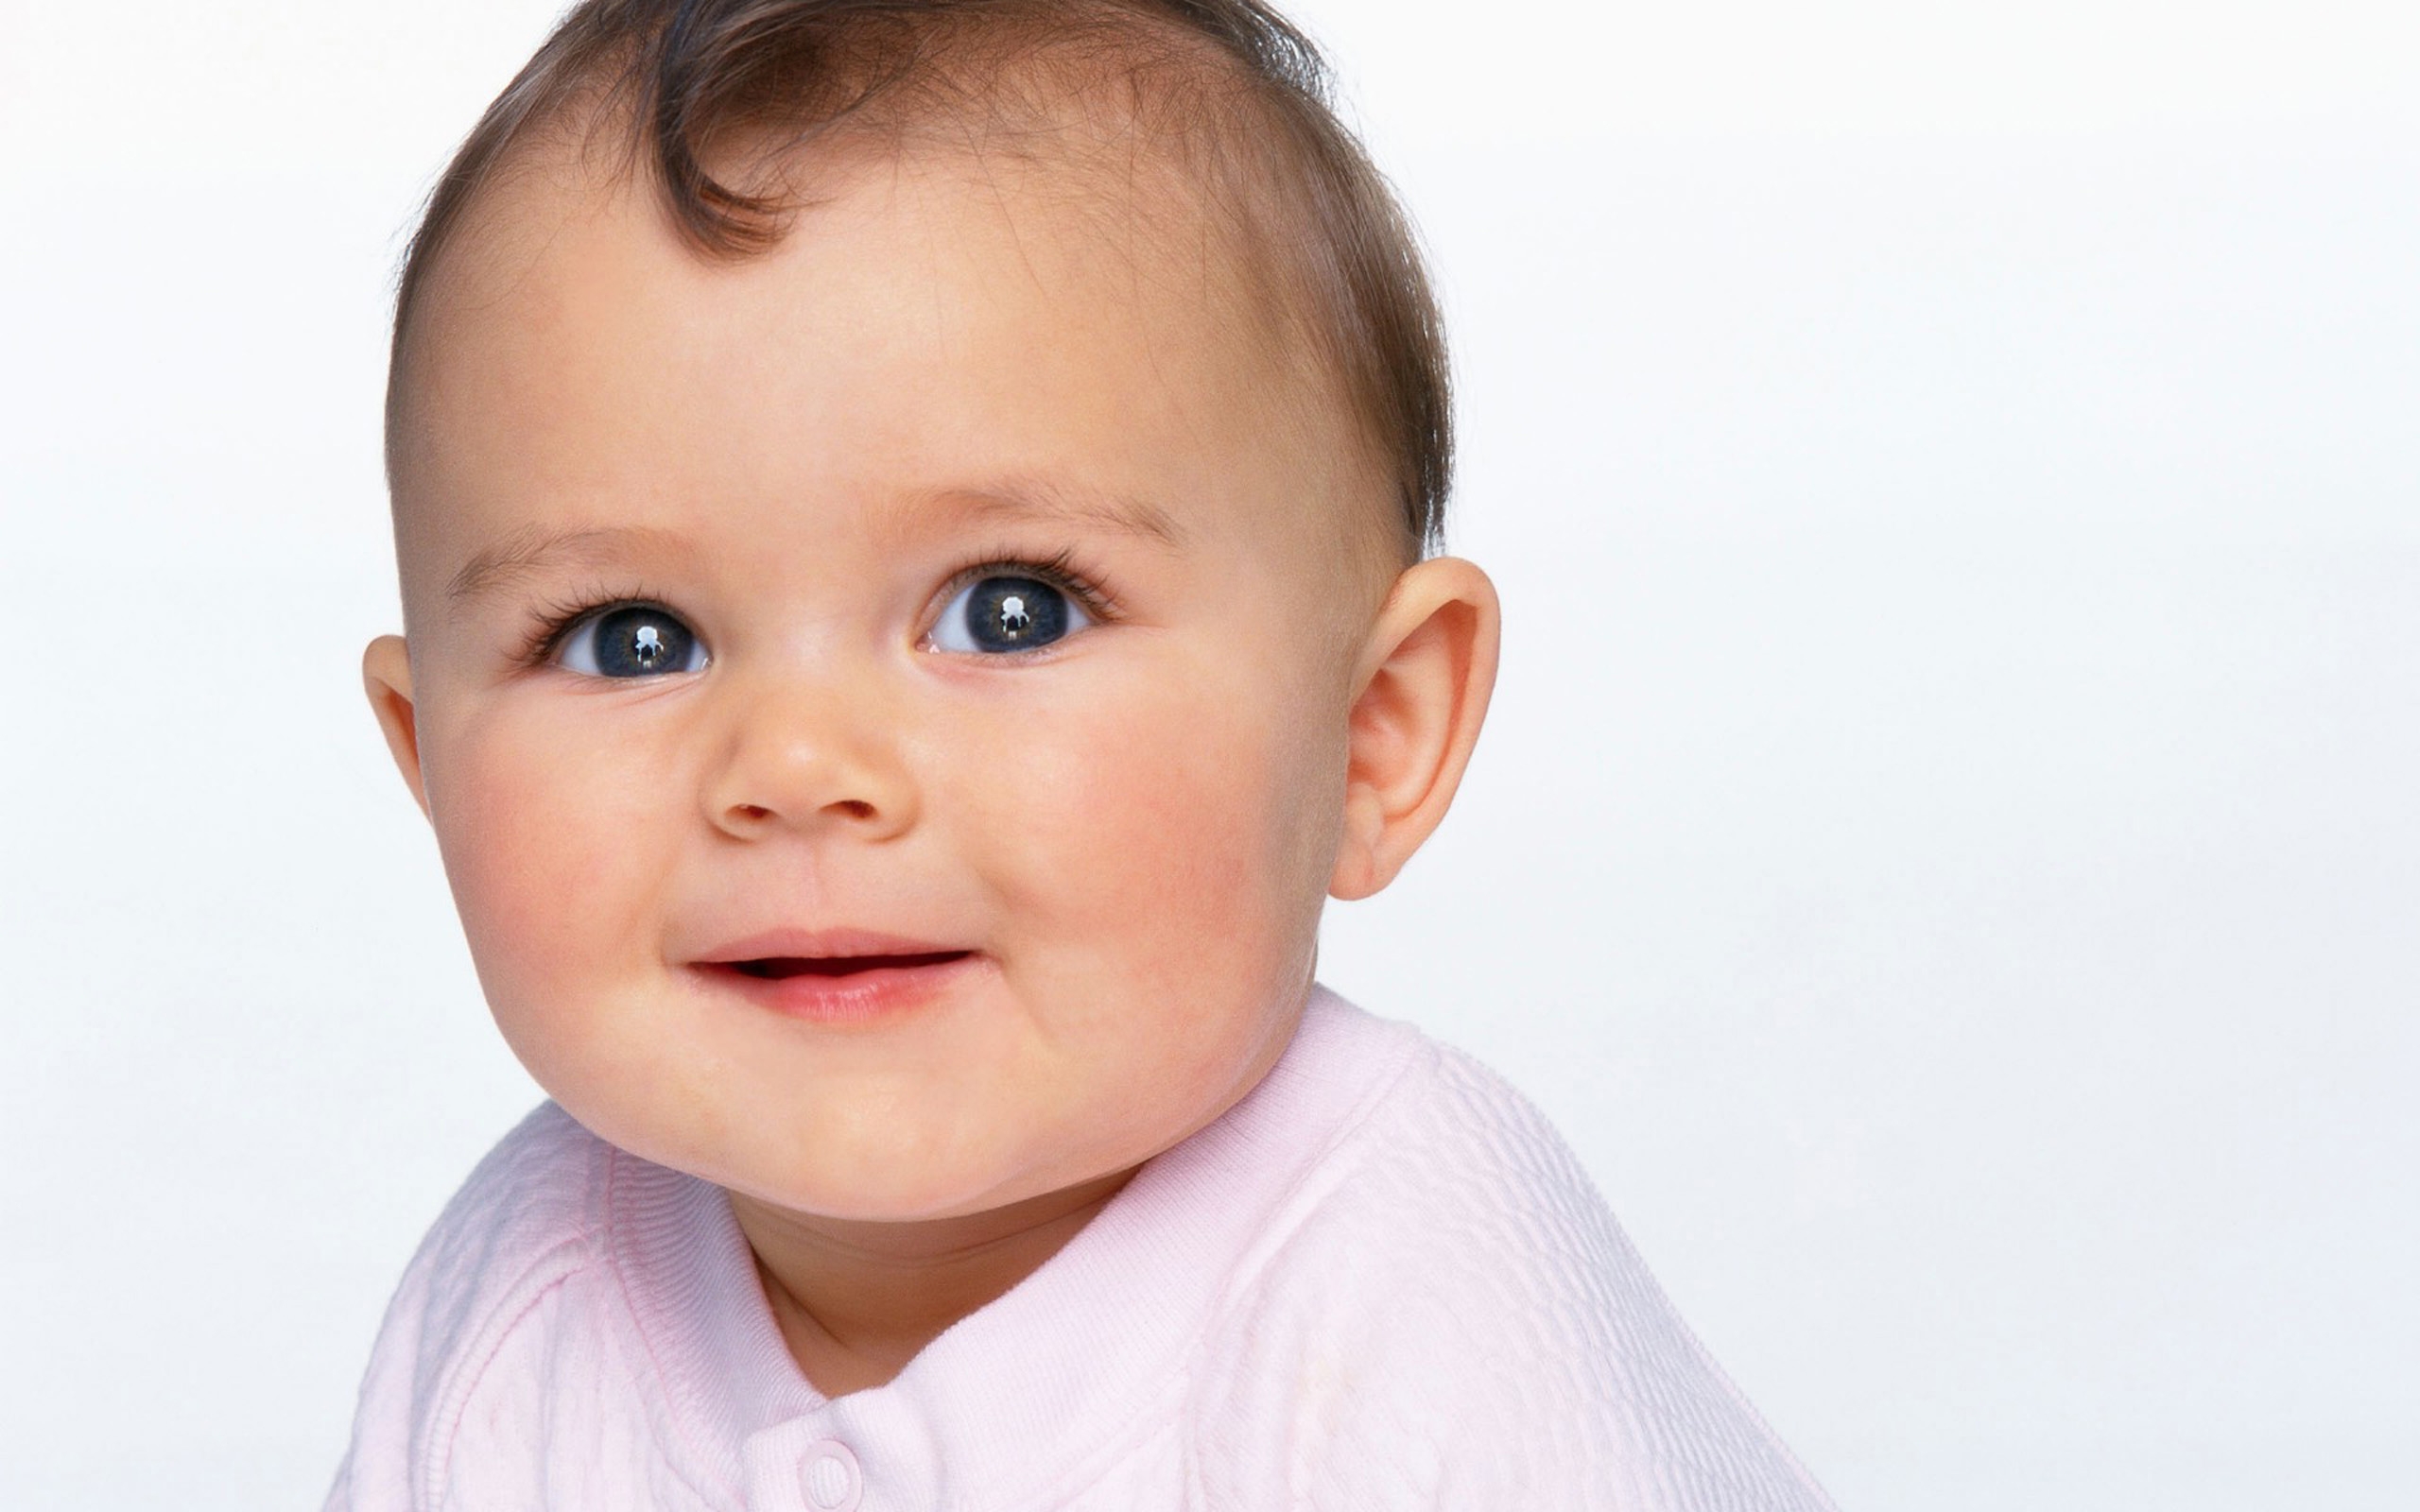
[{"left": 691, "top": 954, "right": 983, "bottom": 1026}]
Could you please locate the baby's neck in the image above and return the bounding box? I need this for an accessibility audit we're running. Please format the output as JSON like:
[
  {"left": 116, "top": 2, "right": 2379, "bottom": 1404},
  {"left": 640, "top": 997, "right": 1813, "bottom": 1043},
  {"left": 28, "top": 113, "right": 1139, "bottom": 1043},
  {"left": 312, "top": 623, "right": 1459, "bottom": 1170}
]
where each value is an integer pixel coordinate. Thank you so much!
[{"left": 731, "top": 1167, "right": 1140, "bottom": 1399}]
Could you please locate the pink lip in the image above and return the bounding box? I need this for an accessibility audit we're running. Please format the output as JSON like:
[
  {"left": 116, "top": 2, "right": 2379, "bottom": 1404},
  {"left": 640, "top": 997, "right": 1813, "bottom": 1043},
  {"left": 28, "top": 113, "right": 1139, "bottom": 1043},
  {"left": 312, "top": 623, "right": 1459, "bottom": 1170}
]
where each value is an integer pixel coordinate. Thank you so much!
[{"left": 689, "top": 928, "right": 981, "bottom": 1026}]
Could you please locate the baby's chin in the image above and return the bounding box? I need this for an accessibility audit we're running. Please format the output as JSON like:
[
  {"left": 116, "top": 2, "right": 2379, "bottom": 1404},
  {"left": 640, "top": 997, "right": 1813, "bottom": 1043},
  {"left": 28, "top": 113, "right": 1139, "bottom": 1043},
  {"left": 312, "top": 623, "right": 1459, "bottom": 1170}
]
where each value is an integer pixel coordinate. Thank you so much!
[
  {"left": 712, "top": 1139, "right": 1154, "bottom": 1242},
  {"left": 587, "top": 1092, "right": 1153, "bottom": 1228}
]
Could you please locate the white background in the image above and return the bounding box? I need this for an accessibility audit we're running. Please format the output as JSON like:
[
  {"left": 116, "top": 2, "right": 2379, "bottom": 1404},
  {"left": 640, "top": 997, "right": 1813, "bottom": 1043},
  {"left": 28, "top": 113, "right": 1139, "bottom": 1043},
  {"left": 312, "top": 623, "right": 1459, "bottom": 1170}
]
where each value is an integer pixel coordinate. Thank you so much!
[{"left": 3, "top": 1, "right": 2413, "bottom": 1507}]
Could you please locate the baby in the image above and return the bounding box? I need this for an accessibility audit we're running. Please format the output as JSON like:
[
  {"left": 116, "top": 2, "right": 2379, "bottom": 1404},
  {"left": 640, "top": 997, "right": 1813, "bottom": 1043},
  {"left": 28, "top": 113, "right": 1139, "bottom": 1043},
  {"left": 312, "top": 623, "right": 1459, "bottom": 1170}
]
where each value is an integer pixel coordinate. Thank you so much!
[{"left": 331, "top": 1, "right": 1838, "bottom": 1508}]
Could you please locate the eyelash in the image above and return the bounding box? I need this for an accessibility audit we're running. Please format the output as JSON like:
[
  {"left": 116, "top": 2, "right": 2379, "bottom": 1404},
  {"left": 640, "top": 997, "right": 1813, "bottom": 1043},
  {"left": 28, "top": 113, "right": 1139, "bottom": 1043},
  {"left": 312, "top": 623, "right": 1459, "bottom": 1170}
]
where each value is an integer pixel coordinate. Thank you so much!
[
  {"left": 514, "top": 583, "right": 675, "bottom": 669},
  {"left": 509, "top": 548, "right": 1122, "bottom": 668},
  {"left": 934, "top": 545, "right": 1124, "bottom": 628}
]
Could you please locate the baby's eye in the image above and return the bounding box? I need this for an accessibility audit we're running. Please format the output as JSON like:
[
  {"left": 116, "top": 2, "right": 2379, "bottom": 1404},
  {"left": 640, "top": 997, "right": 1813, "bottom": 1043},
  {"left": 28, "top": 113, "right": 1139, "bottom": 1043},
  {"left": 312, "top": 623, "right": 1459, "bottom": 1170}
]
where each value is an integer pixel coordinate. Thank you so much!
[
  {"left": 928, "top": 575, "right": 1090, "bottom": 654},
  {"left": 554, "top": 604, "right": 708, "bottom": 678}
]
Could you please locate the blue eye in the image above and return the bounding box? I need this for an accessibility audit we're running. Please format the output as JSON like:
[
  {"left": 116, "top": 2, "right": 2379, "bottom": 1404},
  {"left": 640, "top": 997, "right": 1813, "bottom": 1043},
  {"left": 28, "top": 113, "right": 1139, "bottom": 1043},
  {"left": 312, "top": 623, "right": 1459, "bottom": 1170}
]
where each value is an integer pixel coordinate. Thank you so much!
[
  {"left": 556, "top": 604, "right": 708, "bottom": 678},
  {"left": 929, "top": 575, "right": 1090, "bottom": 654}
]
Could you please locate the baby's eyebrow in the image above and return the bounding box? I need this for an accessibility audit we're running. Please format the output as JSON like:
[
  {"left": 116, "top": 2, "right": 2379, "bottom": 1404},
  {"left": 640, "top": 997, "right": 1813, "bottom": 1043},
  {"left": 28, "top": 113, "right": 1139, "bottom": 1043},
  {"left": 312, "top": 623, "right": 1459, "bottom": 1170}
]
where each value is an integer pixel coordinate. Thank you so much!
[
  {"left": 445, "top": 524, "right": 685, "bottom": 606},
  {"left": 910, "top": 481, "right": 1190, "bottom": 552},
  {"left": 442, "top": 484, "right": 1184, "bottom": 608}
]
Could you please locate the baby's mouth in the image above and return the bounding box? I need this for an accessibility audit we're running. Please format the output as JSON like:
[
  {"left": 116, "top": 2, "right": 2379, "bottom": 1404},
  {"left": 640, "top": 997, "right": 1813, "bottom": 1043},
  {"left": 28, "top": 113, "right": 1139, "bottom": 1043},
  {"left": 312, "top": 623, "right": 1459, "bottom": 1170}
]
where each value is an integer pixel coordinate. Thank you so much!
[
  {"left": 692, "top": 934, "right": 980, "bottom": 1022},
  {"left": 725, "top": 952, "right": 973, "bottom": 980}
]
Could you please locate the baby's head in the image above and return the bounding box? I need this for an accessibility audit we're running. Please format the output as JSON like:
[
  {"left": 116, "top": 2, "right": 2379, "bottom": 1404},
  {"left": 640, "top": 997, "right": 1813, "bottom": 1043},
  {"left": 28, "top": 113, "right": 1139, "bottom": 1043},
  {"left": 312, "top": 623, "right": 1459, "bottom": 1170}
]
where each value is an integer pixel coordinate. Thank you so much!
[{"left": 365, "top": 0, "right": 1498, "bottom": 1227}]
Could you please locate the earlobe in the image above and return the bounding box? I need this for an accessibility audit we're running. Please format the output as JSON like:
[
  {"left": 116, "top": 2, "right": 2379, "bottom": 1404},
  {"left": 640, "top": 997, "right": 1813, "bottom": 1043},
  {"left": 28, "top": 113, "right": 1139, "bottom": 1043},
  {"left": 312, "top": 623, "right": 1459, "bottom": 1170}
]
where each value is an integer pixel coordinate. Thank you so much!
[
  {"left": 1327, "top": 558, "right": 1501, "bottom": 902},
  {"left": 362, "top": 635, "right": 431, "bottom": 817}
]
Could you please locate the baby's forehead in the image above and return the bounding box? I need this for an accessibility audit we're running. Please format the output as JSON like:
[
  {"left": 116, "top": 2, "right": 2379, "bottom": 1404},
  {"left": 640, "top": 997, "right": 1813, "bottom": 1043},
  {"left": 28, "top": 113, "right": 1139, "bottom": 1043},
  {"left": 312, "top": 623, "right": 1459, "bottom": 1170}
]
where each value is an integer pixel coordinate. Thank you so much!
[
  {"left": 387, "top": 4, "right": 1443, "bottom": 584},
  {"left": 407, "top": 124, "right": 1354, "bottom": 453},
  {"left": 391, "top": 127, "right": 1395, "bottom": 597},
  {"left": 425, "top": 90, "right": 1325, "bottom": 369}
]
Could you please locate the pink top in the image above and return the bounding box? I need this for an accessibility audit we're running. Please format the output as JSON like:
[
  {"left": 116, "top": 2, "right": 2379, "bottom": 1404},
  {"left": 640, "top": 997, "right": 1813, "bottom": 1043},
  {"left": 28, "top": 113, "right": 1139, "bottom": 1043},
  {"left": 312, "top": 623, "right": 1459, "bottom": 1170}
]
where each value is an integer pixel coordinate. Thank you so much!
[{"left": 324, "top": 987, "right": 1838, "bottom": 1510}]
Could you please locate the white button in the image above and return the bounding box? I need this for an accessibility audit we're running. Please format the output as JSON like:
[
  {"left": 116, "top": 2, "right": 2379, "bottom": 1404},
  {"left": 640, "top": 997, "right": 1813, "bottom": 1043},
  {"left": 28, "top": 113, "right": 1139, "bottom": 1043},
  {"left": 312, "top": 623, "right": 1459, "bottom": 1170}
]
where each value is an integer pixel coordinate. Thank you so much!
[{"left": 799, "top": 1437, "right": 862, "bottom": 1512}]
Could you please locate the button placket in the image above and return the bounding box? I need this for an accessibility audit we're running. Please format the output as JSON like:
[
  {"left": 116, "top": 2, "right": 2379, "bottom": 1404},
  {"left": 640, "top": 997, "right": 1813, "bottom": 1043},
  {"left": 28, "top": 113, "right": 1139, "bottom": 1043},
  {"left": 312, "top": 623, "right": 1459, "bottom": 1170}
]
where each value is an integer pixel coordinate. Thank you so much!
[{"left": 799, "top": 1437, "right": 863, "bottom": 1512}]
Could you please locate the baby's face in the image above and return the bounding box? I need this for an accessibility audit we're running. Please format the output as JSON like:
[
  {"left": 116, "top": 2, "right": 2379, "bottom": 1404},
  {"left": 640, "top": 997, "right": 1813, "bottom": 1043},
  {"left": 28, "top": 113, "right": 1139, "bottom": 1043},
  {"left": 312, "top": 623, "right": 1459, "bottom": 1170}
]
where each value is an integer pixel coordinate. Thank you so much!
[{"left": 375, "top": 140, "right": 1396, "bottom": 1222}]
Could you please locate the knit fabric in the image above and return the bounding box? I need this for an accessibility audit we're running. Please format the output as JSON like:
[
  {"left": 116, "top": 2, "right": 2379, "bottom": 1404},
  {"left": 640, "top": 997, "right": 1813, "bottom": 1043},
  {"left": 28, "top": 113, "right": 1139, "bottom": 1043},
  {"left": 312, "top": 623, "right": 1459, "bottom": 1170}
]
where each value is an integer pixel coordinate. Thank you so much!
[{"left": 323, "top": 987, "right": 1838, "bottom": 1511}]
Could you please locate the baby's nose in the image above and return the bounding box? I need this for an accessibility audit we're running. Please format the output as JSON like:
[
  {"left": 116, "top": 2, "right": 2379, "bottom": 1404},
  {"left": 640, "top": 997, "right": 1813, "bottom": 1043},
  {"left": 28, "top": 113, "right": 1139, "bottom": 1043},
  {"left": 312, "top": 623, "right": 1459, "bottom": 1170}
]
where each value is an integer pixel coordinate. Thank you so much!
[{"left": 700, "top": 674, "right": 918, "bottom": 842}]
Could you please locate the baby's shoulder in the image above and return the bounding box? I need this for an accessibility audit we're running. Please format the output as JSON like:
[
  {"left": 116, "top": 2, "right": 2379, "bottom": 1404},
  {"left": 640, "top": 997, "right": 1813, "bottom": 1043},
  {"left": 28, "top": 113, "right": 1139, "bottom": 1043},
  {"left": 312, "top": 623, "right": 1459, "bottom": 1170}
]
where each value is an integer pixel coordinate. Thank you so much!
[
  {"left": 406, "top": 1101, "right": 617, "bottom": 1333},
  {"left": 325, "top": 1104, "right": 636, "bottom": 1510},
  {"left": 1231, "top": 1031, "right": 1636, "bottom": 1341},
  {"left": 441, "top": 1099, "right": 614, "bottom": 1228},
  {"left": 1191, "top": 1026, "right": 1838, "bottom": 1510}
]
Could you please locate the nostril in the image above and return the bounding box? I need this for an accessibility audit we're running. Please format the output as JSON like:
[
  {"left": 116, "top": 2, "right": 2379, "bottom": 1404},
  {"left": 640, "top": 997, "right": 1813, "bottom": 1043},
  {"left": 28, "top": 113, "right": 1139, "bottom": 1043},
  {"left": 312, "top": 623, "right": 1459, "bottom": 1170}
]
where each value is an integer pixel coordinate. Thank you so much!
[
  {"left": 731, "top": 803, "right": 772, "bottom": 822},
  {"left": 829, "top": 799, "right": 877, "bottom": 820}
]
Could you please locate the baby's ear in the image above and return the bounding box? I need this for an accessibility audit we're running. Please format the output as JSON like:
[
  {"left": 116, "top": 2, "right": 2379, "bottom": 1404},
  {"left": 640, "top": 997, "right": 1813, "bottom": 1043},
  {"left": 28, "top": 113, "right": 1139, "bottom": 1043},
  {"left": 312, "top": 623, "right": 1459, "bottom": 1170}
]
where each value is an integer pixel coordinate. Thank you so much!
[
  {"left": 362, "top": 635, "right": 431, "bottom": 818},
  {"left": 1329, "top": 557, "right": 1500, "bottom": 902}
]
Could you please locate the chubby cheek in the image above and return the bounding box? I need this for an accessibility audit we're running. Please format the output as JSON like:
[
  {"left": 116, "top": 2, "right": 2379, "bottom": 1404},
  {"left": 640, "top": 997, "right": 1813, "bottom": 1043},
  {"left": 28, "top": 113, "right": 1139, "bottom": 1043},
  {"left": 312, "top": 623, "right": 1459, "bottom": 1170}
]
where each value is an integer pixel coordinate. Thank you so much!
[
  {"left": 948, "top": 645, "right": 1343, "bottom": 1112},
  {"left": 422, "top": 702, "right": 678, "bottom": 1074}
]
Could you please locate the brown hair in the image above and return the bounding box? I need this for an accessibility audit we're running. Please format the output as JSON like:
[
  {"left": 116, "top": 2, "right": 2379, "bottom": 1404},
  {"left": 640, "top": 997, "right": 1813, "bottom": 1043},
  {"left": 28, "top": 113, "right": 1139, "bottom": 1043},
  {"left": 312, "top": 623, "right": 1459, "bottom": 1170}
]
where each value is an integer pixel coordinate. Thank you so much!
[{"left": 389, "top": 0, "right": 1451, "bottom": 558}]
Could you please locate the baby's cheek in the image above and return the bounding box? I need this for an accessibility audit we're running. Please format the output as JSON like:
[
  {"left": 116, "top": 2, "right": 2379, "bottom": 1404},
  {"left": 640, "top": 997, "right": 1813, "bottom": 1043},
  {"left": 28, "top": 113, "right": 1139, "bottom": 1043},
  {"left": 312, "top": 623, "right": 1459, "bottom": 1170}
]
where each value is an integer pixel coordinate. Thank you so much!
[
  {"left": 1035, "top": 666, "right": 1324, "bottom": 988},
  {"left": 429, "top": 713, "right": 667, "bottom": 1005}
]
